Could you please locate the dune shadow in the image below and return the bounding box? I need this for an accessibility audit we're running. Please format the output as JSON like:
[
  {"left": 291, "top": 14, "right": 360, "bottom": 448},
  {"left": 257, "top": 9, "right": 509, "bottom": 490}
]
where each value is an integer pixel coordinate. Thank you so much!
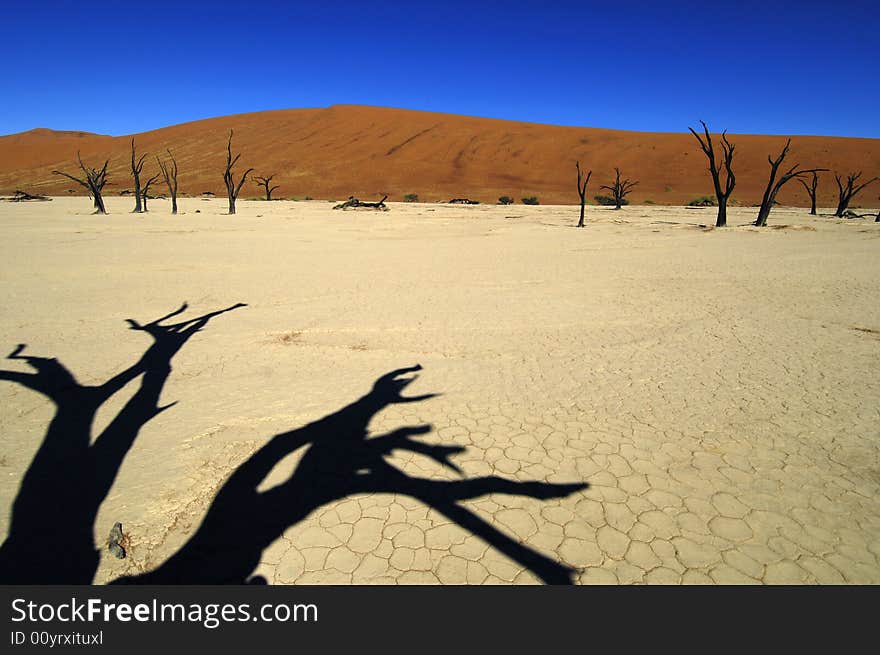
[
  {"left": 0, "top": 302, "right": 245, "bottom": 583},
  {"left": 115, "top": 365, "right": 588, "bottom": 585}
]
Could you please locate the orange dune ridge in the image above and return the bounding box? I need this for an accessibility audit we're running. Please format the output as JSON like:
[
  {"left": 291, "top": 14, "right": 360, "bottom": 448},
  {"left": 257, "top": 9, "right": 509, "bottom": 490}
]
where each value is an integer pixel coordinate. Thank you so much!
[{"left": 1, "top": 105, "right": 878, "bottom": 206}]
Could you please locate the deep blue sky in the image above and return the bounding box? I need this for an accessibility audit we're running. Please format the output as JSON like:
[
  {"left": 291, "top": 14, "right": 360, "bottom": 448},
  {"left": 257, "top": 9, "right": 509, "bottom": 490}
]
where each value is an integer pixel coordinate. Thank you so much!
[{"left": 2, "top": 0, "right": 878, "bottom": 137}]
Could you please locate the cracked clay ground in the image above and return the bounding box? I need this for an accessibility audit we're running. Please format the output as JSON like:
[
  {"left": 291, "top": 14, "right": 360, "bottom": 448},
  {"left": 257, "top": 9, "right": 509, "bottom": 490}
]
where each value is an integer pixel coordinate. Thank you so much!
[{"left": 1, "top": 198, "right": 878, "bottom": 584}]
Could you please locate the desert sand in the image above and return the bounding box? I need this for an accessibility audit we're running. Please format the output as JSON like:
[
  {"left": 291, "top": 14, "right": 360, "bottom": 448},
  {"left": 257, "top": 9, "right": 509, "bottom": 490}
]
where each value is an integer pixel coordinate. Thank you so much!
[
  {"left": 0, "top": 197, "right": 878, "bottom": 584},
  {"left": 2, "top": 105, "right": 879, "bottom": 206}
]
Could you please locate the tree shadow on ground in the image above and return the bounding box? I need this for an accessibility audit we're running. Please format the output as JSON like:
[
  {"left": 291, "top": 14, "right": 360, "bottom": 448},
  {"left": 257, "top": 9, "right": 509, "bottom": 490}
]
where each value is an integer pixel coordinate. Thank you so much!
[
  {"left": 115, "top": 365, "right": 588, "bottom": 585},
  {"left": 0, "top": 302, "right": 245, "bottom": 583}
]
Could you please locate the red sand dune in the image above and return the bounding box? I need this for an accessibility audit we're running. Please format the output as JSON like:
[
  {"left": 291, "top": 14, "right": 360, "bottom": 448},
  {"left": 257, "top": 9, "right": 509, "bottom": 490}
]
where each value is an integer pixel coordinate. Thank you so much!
[{"left": 1, "top": 105, "right": 878, "bottom": 207}]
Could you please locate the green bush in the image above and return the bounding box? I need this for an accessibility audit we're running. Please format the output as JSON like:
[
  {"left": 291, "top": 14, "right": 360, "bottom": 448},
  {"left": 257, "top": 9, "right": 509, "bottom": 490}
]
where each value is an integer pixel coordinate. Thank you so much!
[
  {"left": 498, "top": 195, "right": 513, "bottom": 205},
  {"left": 521, "top": 196, "right": 540, "bottom": 205},
  {"left": 404, "top": 193, "right": 419, "bottom": 202},
  {"left": 687, "top": 196, "right": 716, "bottom": 207},
  {"left": 643, "top": 199, "right": 655, "bottom": 205},
  {"left": 594, "top": 195, "right": 628, "bottom": 206}
]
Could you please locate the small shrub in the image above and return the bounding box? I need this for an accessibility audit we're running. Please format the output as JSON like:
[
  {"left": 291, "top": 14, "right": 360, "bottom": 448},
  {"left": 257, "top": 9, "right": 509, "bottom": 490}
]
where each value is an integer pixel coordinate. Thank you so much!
[
  {"left": 498, "top": 195, "right": 514, "bottom": 205},
  {"left": 594, "top": 195, "right": 628, "bottom": 206},
  {"left": 304, "top": 196, "right": 313, "bottom": 200},
  {"left": 687, "top": 196, "right": 716, "bottom": 207},
  {"left": 404, "top": 193, "right": 419, "bottom": 202},
  {"left": 664, "top": 185, "right": 673, "bottom": 193},
  {"left": 521, "top": 196, "right": 540, "bottom": 205},
  {"left": 643, "top": 199, "right": 655, "bottom": 205}
]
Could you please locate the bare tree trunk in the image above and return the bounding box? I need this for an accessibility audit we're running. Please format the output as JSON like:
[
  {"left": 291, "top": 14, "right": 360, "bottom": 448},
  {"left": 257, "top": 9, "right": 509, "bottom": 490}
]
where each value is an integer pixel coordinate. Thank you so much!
[
  {"left": 254, "top": 174, "right": 279, "bottom": 201},
  {"left": 689, "top": 121, "right": 735, "bottom": 228},
  {"left": 834, "top": 172, "right": 879, "bottom": 217},
  {"left": 157, "top": 150, "right": 179, "bottom": 215},
  {"left": 52, "top": 153, "right": 110, "bottom": 214},
  {"left": 141, "top": 174, "right": 159, "bottom": 212},
  {"left": 717, "top": 196, "right": 728, "bottom": 228},
  {"left": 797, "top": 172, "right": 819, "bottom": 215},
  {"left": 834, "top": 176, "right": 848, "bottom": 217},
  {"left": 93, "top": 192, "right": 106, "bottom": 214},
  {"left": 600, "top": 167, "right": 638, "bottom": 210},
  {"left": 223, "top": 131, "right": 253, "bottom": 215},
  {"left": 130, "top": 139, "right": 147, "bottom": 213},
  {"left": 575, "top": 161, "right": 591, "bottom": 228},
  {"left": 754, "top": 140, "right": 826, "bottom": 227}
]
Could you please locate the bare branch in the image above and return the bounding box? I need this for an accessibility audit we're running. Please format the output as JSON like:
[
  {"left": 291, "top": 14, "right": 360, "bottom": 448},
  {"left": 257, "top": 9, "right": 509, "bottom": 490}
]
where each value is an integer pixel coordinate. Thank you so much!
[{"left": 52, "top": 169, "right": 89, "bottom": 189}]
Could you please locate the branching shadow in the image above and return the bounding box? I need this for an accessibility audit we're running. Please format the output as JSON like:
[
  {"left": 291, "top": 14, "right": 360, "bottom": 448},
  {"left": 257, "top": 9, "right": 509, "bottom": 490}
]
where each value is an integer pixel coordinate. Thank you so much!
[
  {"left": 0, "top": 302, "right": 245, "bottom": 583},
  {"left": 115, "top": 365, "right": 588, "bottom": 585}
]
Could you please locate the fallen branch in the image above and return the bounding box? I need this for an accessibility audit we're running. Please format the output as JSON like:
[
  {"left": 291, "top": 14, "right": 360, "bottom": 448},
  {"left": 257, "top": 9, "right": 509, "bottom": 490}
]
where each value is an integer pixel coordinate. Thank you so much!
[
  {"left": 3, "top": 190, "right": 52, "bottom": 202},
  {"left": 333, "top": 195, "right": 389, "bottom": 211}
]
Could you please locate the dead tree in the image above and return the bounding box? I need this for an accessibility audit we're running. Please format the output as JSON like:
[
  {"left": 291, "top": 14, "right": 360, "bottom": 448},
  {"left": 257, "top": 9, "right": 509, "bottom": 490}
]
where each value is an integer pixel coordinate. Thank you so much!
[
  {"left": 797, "top": 171, "right": 820, "bottom": 215},
  {"left": 575, "top": 161, "right": 592, "bottom": 228},
  {"left": 223, "top": 130, "right": 253, "bottom": 215},
  {"left": 129, "top": 139, "right": 148, "bottom": 213},
  {"left": 157, "top": 150, "right": 179, "bottom": 214},
  {"left": 333, "top": 195, "right": 389, "bottom": 210},
  {"left": 599, "top": 167, "right": 638, "bottom": 210},
  {"left": 52, "top": 153, "right": 109, "bottom": 214},
  {"left": 140, "top": 173, "right": 160, "bottom": 212},
  {"left": 754, "top": 140, "right": 827, "bottom": 227},
  {"left": 834, "top": 172, "right": 879, "bottom": 218},
  {"left": 254, "top": 174, "right": 279, "bottom": 201},
  {"left": 7, "top": 190, "right": 51, "bottom": 202},
  {"left": 362, "top": 195, "right": 388, "bottom": 208},
  {"left": 689, "top": 120, "right": 736, "bottom": 227}
]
